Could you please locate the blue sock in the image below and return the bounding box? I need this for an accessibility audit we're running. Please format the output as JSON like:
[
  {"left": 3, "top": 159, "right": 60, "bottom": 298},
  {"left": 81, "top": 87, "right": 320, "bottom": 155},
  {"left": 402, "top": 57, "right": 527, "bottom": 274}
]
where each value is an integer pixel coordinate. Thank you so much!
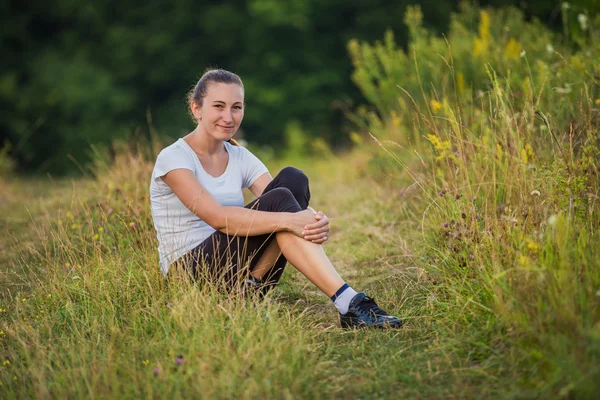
[{"left": 330, "top": 283, "right": 358, "bottom": 315}]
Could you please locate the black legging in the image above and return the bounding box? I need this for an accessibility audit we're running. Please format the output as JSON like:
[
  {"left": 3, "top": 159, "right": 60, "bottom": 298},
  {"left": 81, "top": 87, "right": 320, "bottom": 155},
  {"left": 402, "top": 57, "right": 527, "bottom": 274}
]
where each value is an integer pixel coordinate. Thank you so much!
[{"left": 175, "top": 166, "right": 311, "bottom": 293}]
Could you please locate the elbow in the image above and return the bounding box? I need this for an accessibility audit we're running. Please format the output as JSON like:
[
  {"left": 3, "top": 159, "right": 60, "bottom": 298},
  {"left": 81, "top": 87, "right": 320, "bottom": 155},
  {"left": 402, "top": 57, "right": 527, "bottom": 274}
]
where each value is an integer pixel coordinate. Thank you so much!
[{"left": 201, "top": 206, "right": 225, "bottom": 230}]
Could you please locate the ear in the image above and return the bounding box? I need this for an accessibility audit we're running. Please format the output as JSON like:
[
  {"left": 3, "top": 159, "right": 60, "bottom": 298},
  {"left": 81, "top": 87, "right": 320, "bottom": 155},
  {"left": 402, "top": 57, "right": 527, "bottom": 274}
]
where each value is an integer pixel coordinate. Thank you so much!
[{"left": 191, "top": 101, "right": 202, "bottom": 120}]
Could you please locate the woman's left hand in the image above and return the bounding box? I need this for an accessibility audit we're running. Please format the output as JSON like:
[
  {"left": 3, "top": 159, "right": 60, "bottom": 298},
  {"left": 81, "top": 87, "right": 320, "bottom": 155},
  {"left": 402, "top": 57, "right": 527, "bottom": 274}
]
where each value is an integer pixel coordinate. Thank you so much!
[{"left": 302, "top": 207, "right": 330, "bottom": 244}]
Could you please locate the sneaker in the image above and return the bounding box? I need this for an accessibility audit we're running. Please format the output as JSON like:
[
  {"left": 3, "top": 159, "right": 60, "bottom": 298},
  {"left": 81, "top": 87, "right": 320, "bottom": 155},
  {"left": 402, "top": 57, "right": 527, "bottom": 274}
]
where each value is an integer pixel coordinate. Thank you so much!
[
  {"left": 240, "top": 276, "right": 266, "bottom": 300},
  {"left": 340, "top": 292, "right": 403, "bottom": 329}
]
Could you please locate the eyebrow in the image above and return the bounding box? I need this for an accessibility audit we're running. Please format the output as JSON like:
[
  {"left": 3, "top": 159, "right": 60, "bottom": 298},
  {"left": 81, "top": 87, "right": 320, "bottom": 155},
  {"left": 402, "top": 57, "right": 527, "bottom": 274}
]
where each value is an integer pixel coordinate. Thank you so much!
[{"left": 212, "top": 100, "right": 243, "bottom": 105}]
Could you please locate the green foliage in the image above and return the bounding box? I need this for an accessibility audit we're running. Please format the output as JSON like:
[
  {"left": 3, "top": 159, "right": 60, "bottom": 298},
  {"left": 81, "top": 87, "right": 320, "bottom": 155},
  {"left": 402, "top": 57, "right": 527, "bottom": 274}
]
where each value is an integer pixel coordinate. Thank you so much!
[
  {"left": 349, "top": 1, "right": 600, "bottom": 397},
  {"left": 2, "top": 0, "right": 581, "bottom": 175},
  {"left": 1, "top": 0, "right": 463, "bottom": 175},
  {"left": 349, "top": 2, "right": 600, "bottom": 134}
]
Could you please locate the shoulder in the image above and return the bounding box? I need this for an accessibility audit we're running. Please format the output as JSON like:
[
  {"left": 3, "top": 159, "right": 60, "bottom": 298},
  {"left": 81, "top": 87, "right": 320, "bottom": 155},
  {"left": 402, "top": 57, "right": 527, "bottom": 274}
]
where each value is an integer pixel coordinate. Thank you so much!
[
  {"left": 155, "top": 139, "right": 195, "bottom": 165},
  {"left": 225, "top": 141, "right": 254, "bottom": 160},
  {"left": 152, "top": 139, "right": 196, "bottom": 179},
  {"left": 157, "top": 139, "right": 189, "bottom": 158}
]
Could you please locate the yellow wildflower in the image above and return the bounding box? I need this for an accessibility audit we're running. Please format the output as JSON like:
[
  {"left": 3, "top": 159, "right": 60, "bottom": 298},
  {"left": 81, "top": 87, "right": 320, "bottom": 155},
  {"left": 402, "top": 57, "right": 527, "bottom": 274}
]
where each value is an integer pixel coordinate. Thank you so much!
[
  {"left": 3, "top": 359, "right": 10, "bottom": 366},
  {"left": 504, "top": 39, "right": 522, "bottom": 61},
  {"left": 474, "top": 11, "right": 491, "bottom": 56},
  {"left": 142, "top": 360, "right": 149, "bottom": 366},
  {"left": 479, "top": 11, "right": 490, "bottom": 40},
  {"left": 426, "top": 134, "right": 452, "bottom": 161},
  {"left": 525, "top": 143, "right": 535, "bottom": 160},
  {"left": 521, "top": 148, "right": 528, "bottom": 164},
  {"left": 595, "top": 99, "right": 600, "bottom": 106},
  {"left": 93, "top": 234, "right": 99, "bottom": 240},
  {"left": 527, "top": 241, "right": 540, "bottom": 252},
  {"left": 427, "top": 134, "right": 441, "bottom": 149},
  {"left": 98, "top": 227, "right": 104, "bottom": 232},
  {"left": 430, "top": 99, "right": 443, "bottom": 112},
  {"left": 474, "top": 39, "right": 486, "bottom": 56},
  {"left": 518, "top": 255, "right": 529, "bottom": 265}
]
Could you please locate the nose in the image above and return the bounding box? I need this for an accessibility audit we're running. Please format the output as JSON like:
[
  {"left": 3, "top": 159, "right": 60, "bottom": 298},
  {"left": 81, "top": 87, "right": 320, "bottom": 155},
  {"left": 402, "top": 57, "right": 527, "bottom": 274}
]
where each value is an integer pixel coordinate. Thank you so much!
[{"left": 222, "top": 109, "right": 233, "bottom": 124}]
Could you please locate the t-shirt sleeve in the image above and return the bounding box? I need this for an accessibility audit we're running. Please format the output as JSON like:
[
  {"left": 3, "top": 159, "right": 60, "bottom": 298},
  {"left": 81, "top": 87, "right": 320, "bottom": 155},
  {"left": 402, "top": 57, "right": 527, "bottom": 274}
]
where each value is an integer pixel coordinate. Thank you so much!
[
  {"left": 152, "top": 146, "right": 195, "bottom": 183},
  {"left": 240, "top": 147, "right": 269, "bottom": 188}
]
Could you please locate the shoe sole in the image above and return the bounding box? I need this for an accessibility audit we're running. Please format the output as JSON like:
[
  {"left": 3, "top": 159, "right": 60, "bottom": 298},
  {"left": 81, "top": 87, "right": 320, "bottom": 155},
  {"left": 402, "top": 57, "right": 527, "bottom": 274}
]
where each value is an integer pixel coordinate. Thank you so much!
[{"left": 340, "top": 319, "right": 403, "bottom": 329}]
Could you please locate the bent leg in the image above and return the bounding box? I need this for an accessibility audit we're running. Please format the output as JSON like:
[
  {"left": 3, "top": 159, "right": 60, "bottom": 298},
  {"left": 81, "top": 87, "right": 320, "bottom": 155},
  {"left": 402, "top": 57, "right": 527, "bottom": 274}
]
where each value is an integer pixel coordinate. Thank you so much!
[
  {"left": 263, "top": 166, "right": 311, "bottom": 209},
  {"left": 178, "top": 168, "right": 345, "bottom": 297},
  {"left": 180, "top": 187, "right": 301, "bottom": 290},
  {"left": 275, "top": 231, "right": 344, "bottom": 297},
  {"left": 250, "top": 166, "right": 312, "bottom": 285}
]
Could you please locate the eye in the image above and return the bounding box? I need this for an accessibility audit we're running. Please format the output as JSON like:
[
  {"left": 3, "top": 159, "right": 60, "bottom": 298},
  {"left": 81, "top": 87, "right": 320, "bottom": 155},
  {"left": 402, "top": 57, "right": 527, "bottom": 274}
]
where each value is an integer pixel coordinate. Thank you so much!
[
  {"left": 214, "top": 104, "right": 224, "bottom": 109},
  {"left": 233, "top": 105, "right": 243, "bottom": 110}
]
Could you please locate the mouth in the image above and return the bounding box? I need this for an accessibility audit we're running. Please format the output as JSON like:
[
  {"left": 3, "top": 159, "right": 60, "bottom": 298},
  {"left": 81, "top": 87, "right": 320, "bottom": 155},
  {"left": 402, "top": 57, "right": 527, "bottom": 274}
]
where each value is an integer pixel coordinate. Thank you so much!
[{"left": 217, "top": 125, "right": 235, "bottom": 131}]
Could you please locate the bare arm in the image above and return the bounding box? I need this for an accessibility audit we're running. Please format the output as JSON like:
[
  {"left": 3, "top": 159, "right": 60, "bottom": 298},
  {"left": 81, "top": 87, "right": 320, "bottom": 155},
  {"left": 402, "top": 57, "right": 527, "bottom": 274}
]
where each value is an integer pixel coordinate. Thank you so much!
[
  {"left": 248, "top": 172, "right": 272, "bottom": 197},
  {"left": 161, "top": 169, "right": 314, "bottom": 237}
]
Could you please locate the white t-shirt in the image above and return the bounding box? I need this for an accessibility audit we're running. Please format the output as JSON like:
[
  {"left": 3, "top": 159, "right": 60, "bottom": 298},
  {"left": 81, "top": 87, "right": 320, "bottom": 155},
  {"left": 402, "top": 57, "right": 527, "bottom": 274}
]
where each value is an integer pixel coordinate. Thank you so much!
[{"left": 149, "top": 138, "right": 269, "bottom": 275}]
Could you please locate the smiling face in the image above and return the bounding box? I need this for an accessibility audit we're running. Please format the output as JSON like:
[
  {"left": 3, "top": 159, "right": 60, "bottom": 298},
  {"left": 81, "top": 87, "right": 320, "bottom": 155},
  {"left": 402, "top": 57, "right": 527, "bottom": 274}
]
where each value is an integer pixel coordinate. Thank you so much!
[{"left": 191, "top": 82, "right": 245, "bottom": 142}]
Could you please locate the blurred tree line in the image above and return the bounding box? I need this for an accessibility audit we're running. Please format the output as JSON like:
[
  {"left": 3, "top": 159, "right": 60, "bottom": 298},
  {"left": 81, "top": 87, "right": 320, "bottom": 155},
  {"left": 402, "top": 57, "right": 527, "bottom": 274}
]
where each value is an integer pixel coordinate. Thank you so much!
[{"left": 0, "top": 0, "right": 595, "bottom": 174}]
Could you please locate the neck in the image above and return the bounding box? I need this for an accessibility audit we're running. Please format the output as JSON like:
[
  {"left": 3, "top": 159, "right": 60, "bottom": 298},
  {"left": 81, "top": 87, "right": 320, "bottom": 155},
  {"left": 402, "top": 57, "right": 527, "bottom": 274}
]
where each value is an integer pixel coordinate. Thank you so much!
[{"left": 185, "top": 126, "right": 225, "bottom": 156}]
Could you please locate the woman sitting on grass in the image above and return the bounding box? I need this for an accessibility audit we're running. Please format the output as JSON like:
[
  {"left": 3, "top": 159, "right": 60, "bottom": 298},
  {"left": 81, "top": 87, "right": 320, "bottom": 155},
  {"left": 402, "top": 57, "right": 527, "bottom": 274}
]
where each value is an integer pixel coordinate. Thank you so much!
[{"left": 149, "top": 68, "right": 402, "bottom": 329}]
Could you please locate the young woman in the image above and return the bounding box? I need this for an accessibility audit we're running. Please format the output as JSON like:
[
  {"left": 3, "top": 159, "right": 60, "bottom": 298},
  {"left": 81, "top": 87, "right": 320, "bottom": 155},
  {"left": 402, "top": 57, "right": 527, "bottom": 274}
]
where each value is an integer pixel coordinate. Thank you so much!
[{"left": 149, "top": 69, "right": 402, "bottom": 329}]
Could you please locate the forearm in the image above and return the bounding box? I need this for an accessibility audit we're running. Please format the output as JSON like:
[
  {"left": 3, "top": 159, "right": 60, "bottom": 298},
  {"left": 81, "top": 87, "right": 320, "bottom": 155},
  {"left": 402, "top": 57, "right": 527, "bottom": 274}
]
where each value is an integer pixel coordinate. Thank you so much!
[{"left": 210, "top": 206, "right": 291, "bottom": 237}]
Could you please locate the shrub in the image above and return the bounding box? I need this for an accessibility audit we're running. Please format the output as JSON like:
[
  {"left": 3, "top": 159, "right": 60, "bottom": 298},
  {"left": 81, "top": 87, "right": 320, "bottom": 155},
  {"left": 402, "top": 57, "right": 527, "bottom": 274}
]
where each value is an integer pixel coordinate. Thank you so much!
[{"left": 348, "top": 2, "right": 600, "bottom": 397}]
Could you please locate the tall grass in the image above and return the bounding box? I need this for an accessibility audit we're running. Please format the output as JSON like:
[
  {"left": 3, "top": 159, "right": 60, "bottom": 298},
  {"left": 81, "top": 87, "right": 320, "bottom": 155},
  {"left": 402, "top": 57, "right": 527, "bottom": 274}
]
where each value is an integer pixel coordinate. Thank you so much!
[
  {"left": 0, "top": 144, "right": 343, "bottom": 398},
  {"left": 348, "top": 2, "right": 600, "bottom": 397}
]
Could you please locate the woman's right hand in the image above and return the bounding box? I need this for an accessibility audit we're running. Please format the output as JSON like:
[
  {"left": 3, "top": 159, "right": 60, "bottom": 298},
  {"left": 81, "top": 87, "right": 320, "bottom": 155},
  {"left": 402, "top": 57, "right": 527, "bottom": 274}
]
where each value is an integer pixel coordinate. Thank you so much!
[{"left": 286, "top": 209, "right": 318, "bottom": 238}]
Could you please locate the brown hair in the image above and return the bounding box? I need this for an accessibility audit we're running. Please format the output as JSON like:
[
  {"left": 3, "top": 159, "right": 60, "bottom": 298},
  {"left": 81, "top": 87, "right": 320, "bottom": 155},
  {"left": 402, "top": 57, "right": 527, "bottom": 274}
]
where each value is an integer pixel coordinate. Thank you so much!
[{"left": 187, "top": 68, "right": 243, "bottom": 146}]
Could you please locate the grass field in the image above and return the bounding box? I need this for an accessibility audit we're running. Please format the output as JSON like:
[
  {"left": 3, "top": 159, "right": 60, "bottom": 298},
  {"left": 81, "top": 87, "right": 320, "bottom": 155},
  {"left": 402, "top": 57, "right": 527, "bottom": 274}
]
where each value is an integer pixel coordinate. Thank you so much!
[
  {"left": 2, "top": 4, "right": 600, "bottom": 399},
  {"left": 1, "top": 136, "right": 598, "bottom": 398}
]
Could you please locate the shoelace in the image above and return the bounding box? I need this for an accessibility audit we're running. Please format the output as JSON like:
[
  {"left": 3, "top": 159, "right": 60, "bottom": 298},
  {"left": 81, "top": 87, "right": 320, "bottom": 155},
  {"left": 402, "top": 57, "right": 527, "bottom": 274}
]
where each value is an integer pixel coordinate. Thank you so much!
[{"left": 360, "top": 296, "right": 390, "bottom": 317}]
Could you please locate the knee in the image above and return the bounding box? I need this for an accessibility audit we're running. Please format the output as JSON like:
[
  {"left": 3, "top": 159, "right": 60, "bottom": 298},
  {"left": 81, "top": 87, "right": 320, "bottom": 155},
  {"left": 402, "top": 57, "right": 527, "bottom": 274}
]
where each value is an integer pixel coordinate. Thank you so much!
[
  {"left": 267, "top": 186, "right": 295, "bottom": 200},
  {"left": 261, "top": 187, "right": 302, "bottom": 213},
  {"left": 278, "top": 166, "right": 309, "bottom": 187}
]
